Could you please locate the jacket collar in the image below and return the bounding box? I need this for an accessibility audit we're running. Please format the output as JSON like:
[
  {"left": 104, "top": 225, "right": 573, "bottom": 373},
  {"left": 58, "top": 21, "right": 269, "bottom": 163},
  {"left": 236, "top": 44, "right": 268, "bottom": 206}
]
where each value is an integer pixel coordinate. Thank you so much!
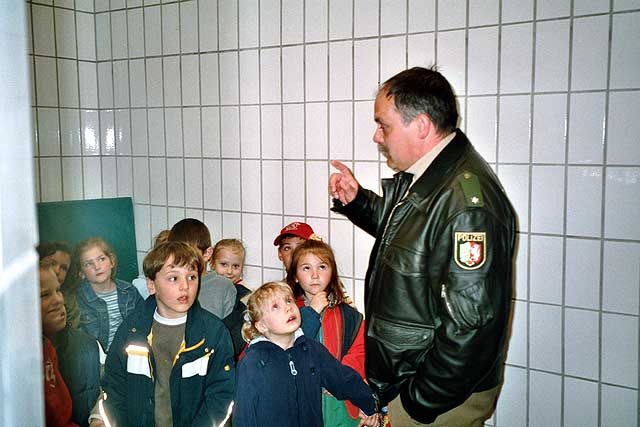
[
  {"left": 406, "top": 129, "right": 470, "bottom": 200},
  {"left": 380, "top": 130, "right": 470, "bottom": 205},
  {"left": 78, "top": 278, "right": 134, "bottom": 302},
  {"left": 135, "top": 295, "right": 207, "bottom": 351},
  {"left": 248, "top": 328, "right": 305, "bottom": 347}
]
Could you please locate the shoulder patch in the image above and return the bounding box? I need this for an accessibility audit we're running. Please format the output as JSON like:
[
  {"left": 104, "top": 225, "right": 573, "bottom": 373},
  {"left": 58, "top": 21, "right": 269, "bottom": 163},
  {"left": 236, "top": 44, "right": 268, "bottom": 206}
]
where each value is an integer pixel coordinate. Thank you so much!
[
  {"left": 457, "top": 172, "right": 484, "bottom": 207},
  {"left": 454, "top": 232, "right": 486, "bottom": 270}
]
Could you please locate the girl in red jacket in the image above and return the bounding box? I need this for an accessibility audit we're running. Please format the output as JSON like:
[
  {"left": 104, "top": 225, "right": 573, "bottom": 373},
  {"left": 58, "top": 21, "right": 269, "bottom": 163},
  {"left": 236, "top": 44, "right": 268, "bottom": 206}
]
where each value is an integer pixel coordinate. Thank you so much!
[{"left": 286, "top": 239, "right": 367, "bottom": 427}]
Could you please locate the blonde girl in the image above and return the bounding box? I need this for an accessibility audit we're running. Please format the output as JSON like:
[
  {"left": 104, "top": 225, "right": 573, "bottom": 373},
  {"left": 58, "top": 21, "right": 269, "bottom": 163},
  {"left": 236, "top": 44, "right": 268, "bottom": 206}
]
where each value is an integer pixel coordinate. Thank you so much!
[
  {"left": 211, "top": 238, "right": 246, "bottom": 285},
  {"left": 233, "top": 282, "right": 380, "bottom": 427},
  {"left": 75, "top": 237, "right": 142, "bottom": 351},
  {"left": 212, "top": 238, "right": 252, "bottom": 359}
]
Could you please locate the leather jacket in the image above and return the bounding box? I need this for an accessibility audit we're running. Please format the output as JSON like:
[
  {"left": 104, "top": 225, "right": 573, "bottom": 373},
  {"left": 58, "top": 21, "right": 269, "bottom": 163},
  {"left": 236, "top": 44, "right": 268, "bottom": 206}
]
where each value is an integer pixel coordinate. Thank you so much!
[{"left": 332, "top": 130, "right": 516, "bottom": 423}]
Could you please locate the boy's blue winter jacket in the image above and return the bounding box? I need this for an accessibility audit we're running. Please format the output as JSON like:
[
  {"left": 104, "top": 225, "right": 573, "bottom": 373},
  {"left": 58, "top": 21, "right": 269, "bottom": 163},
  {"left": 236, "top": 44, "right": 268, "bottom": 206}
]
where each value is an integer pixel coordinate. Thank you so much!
[{"left": 101, "top": 295, "right": 235, "bottom": 427}]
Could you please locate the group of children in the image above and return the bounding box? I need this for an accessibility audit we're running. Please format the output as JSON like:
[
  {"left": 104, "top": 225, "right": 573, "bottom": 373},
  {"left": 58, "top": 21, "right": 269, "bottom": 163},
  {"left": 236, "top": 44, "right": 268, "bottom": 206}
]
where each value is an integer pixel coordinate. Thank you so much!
[{"left": 39, "top": 219, "right": 385, "bottom": 427}]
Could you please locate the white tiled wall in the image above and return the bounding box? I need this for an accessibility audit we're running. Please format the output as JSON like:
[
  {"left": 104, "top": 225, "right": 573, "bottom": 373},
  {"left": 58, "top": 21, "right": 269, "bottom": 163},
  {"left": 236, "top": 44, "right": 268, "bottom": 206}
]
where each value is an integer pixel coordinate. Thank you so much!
[{"left": 28, "top": 1, "right": 640, "bottom": 426}]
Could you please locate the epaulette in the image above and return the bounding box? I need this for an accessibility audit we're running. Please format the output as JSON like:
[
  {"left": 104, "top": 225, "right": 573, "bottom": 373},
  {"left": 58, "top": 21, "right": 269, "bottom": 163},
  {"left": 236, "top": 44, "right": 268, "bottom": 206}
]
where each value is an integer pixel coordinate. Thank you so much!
[{"left": 457, "top": 171, "right": 484, "bottom": 207}]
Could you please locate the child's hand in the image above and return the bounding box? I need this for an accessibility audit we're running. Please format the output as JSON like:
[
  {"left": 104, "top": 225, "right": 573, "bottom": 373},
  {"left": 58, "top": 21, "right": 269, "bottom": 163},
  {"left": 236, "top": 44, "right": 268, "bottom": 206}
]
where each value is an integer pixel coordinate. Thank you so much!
[
  {"left": 309, "top": 291, "right": 329, "bottom": 314},
  {"left": 89, "top": 419, "right": 105, "bottom": 427},
  {"left": 358, "top": 410, "right": 380, "bottom": 427}
]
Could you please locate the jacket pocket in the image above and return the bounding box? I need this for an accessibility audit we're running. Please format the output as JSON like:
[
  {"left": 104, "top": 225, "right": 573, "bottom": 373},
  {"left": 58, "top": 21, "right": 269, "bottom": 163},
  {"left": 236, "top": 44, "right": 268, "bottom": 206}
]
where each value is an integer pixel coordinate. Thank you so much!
[
  {"left": 441, "top": 275, "right": 494, "bottom": 333},
  {"left": 367, "top": 315, "right": 434, "bottom": 380},
  {"left": 380, "top": 244, "right": 428, "bottom": 277}
]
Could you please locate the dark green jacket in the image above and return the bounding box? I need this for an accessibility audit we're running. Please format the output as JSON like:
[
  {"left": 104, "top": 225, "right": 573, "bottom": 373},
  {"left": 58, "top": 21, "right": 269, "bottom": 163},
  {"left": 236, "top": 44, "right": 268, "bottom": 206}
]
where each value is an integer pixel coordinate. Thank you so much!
[
  {"left": 51, "top": 326, "right": 102, "bottom": 427},
  {"left": 333, "top": 130, "right": 516, "bottom": 423},
  {"left": 101, "top": 296, "right": 235, "bottom": 426}
]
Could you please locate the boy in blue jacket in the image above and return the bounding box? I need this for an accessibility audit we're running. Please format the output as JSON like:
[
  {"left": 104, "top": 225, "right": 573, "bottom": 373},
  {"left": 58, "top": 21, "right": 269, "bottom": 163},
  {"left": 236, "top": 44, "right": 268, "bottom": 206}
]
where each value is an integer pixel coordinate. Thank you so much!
[
  {"left": 233, "top": 282, "right": 380, "bottom": 427},
  {"left": 101, "top": 241, "right": 235, "bottom": 426}
]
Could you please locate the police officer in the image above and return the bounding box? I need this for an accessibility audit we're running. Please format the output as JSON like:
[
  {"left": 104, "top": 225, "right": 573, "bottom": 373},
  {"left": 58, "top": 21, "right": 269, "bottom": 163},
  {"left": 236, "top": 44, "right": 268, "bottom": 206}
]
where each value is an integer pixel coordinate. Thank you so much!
[{"left": 329, "top": 67, "right": 516, "bottom": 426}]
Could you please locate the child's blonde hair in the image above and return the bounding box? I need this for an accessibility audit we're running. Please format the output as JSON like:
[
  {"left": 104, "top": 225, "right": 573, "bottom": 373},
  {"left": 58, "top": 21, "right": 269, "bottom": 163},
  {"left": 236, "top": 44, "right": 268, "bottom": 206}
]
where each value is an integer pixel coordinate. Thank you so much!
[
  {"left": 241, "top": 282, "right": 293, "bottom": 343},
  {"left": 212, "top": 239, "right": 245, "bottom": 263},
  {"left": 74, "top": 237, "right": 118, "bottom": 279}
]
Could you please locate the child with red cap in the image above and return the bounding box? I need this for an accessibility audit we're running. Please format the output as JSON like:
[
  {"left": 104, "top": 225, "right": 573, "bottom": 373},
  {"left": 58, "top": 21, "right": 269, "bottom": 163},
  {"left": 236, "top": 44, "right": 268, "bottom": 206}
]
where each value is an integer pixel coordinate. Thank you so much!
[{"left": 274, "top": 221, "right": 322, "bottom": 272}]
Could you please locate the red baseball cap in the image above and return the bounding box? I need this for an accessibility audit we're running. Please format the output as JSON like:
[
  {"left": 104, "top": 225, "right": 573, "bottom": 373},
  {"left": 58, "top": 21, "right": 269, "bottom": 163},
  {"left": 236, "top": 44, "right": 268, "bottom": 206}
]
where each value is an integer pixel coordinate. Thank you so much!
[{"left": 273, "top": 222, "right": 320, "bottom": 246}]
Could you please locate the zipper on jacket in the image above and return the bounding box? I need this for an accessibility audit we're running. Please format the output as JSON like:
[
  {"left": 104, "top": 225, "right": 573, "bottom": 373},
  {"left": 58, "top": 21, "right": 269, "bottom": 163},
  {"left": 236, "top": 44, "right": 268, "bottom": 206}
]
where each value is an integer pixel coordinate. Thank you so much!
[
  {"left": 381, "top": 200, "right": 407, "bottom": 244},
  {"left": 288, "top": 360, "right": 298, "bottom": 376},
  {"left": 441, "top": 284, "right": 463, "bottom": 332},
  {"left": 288, "top": 353, "right": 301, "bottom": 425}
]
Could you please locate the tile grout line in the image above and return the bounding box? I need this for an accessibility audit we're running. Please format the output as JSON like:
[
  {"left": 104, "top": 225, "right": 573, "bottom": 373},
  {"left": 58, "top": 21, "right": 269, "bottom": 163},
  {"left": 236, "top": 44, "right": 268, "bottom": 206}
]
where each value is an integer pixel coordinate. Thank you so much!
[
  {"left": 559, "top": 1, "right": 577, "bottom": 424},
  {"left": 597, "top": 2, "right": 614, "bottom": 425},
  {"left": 142, "top": 1, "right": 152, "bottom": 252},
  {"left": 72, "top": 0, "right": 87, "bottom": 201},
  {"left": 525, "top": 0, "right": 538, "bottom": 424},
  {"left": 236, "top": 0, "right": 243, "bottom": 240},
  {"left": 52, "top": 3, "right": 65, "bottom": 201},
  {"left": 28, "top": 3, "right": 42, "bottom": 202}
]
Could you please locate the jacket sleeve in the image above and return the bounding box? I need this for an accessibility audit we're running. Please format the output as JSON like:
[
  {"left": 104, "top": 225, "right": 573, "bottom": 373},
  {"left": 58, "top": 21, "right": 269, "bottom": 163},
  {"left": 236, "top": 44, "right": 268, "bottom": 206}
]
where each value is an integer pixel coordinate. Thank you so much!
[
  {"left": 74, "top": 334, "right": 102, "bottom": 427},
  {"left": 340, "top": 319, "right": 366, "bottom": 378},
  {"left": 300, "top": 306, "right": 321, "bottom": 338},
  {"left": 316, "top": 342, "right": 376, "bottom": 416},
  {"left": 222, "top": 300, "right": 249, "bottom": 359},
  {"left": 331, "top": 187, "right": 385, "bottom": 238},
  {"left": 221, "top": 281, "right": 238, "bottom": 319},
  {"left": 191, "top": 326, "right": 236, "bottom": 426},
  {"left": 400, "top": 208, "right": 513, "bottom": 423},
  {"left": 232, "top": 358, "right": 259, "bottom": 426},
  {"left": 101, "top": 322, "right": 130, "bottom": 427}
]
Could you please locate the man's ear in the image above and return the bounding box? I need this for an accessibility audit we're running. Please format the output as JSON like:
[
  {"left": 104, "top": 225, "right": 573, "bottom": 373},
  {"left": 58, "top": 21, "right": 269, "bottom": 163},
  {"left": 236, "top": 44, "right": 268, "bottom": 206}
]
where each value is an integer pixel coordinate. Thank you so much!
[
  {"left": 146, "top": 278, "right": 156, "bottom": 295},
  {"left": 415, "top": 113, "right": 432, "bottom": 140},
  {"left": 203, "top": 246, "right": 213, "bottom": 262}
]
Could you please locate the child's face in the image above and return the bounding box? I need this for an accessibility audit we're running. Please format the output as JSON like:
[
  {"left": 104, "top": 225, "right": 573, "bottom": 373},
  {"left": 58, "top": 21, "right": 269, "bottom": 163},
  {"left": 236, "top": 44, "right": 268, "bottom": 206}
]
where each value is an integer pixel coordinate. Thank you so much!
[
  {"left": 256, "top": 292, "right": 301, "bottom": 340},
  {"left": 295, "top": 253, "right": 332, "bottom": 299},
  {"left": 42, "top": 250, "right": 71, "bottom": 284},
  {"left": 277, "top": 236, "right": 306, "bottom": 272},
  {"left": 40, "top": 268, "right": 67, "bottom": 336},
  {"left": 147, "top": 256, "right": 199, "bottom": 319},
  {"left": 80, "top": 246, "right": 114, "bottom": 285},
  {"left": 213, "top": 248, "right": 243, "bottom": 283}
]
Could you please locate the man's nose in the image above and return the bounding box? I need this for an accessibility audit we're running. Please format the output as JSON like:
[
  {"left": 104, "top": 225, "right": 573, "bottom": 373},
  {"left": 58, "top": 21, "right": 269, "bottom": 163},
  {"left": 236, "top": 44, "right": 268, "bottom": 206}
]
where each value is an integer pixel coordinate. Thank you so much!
[{"left": 373, "top": 128, "right": 383, "bottom": 144}]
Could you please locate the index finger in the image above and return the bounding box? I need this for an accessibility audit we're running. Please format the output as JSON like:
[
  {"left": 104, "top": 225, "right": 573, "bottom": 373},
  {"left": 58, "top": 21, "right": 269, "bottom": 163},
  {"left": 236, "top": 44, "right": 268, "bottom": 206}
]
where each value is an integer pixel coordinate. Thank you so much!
[{"left": 330, "top": 160, "right": 352, "bottom": 176}]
